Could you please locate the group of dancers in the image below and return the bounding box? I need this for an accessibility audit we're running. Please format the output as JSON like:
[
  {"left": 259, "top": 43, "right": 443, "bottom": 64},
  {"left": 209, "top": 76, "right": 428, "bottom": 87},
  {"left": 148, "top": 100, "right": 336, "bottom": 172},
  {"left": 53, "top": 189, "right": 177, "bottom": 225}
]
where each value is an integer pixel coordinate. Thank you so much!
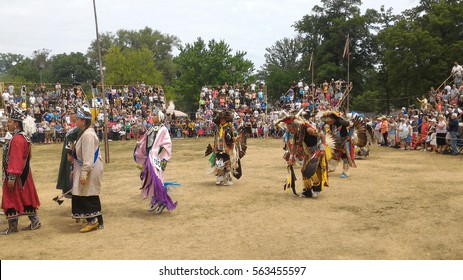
[
  {"left": 204, "top": 108, "right": 369, "bottom": 199},
  {"left": 1, "top": 104, "right": 367, "bottom": 235},
  {"left": 1, "top": 105, "right": 104, "bottom": 234}
]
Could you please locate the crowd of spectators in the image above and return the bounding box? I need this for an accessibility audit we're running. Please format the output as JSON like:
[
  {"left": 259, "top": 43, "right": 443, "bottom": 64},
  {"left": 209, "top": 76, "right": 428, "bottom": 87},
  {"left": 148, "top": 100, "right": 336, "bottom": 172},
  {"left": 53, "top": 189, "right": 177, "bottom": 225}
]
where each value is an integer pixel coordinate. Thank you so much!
[
  {"left": 371, "top": 61, "right": 463, "bottom": 156},
  {"left": 1, "top": 61, "right": 462, "bottom": 157},
  {"left": 194, "top": 78, "right": 349, "bottom": 139}
]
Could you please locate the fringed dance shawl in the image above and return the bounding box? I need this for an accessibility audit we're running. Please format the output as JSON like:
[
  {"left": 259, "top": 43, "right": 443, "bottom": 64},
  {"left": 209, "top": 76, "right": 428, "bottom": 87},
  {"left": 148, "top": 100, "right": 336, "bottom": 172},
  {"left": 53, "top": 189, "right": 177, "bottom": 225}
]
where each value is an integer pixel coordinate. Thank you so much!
[{"left": 139, "top": 125, "right": 176, "bottom": 210}]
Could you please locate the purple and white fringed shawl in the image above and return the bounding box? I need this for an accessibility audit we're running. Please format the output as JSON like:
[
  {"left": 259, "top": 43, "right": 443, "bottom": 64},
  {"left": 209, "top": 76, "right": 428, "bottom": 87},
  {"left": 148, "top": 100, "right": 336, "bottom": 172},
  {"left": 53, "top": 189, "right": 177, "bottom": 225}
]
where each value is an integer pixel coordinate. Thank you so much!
[{"left": 140, "top": 157, "right": 176, "bottom": 210}]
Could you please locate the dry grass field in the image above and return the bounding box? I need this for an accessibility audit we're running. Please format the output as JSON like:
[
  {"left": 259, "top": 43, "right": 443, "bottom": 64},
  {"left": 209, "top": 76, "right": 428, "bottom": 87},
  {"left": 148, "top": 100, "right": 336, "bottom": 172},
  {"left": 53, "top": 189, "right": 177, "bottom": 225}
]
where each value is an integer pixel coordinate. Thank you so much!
[{"left": 1, "top": 137, "right": 462, "bottom": 260}]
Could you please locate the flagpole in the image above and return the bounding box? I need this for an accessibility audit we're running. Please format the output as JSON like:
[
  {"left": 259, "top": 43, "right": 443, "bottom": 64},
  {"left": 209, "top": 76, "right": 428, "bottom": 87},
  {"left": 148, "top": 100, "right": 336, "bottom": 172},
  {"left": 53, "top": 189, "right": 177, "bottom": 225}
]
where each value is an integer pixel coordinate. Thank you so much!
[
  {"left": 347, "top": 47, "right": 350, "bottom": 112},
  {"left": 346, "top": 34, "right": 350, "bottom": 112},
  {"left": 311, "top": 52, "right": 314, "bottom": 93},
  {"left": 93, "top": 0, "right": 110, "bottom": 163}
]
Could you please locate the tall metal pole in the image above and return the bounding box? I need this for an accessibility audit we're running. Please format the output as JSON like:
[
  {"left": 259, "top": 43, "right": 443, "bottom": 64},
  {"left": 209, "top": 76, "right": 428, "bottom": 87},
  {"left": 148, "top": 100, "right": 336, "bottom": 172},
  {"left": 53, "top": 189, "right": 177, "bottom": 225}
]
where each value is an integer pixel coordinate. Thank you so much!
[{"left": 93, "top": 0, "right": 110, "bottom": 163}]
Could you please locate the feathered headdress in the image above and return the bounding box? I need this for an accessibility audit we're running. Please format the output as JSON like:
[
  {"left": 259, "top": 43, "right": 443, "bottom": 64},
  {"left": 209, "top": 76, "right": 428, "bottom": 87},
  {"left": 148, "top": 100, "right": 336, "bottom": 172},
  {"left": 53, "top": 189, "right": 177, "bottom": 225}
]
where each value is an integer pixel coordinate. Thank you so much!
[
  {"left": 320, "top": 110, "right": 342, "bottom": 121},
  {"left": 275, "top": 108, "right": 309, "bottom": 128},
  {"left": 212, "top": 109, "right": 233, "bottom": 125},
  {"left": 10, "top": 108, "right": 37, "bottom": 136},
  {"left": 151, "top": 106, "right": 165, "bottom": 122},
  {"left": 166, "top": 101, "right": 175, "bottom": 115}
]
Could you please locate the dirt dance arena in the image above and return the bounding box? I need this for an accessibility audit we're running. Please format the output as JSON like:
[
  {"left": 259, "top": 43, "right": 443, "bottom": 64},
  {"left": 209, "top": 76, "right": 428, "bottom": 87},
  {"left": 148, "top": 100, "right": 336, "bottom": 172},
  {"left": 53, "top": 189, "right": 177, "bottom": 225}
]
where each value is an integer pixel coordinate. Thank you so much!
[{"left": 1, "top": 138, "right": 462, "bottom": 260}]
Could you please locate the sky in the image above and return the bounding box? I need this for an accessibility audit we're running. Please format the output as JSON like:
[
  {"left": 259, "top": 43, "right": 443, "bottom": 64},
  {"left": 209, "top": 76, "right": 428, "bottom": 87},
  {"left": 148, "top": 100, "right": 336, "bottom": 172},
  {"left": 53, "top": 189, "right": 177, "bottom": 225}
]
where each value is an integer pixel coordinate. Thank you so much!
[{"left": 0, "top": 0, "right": 417, "bottom": 69}]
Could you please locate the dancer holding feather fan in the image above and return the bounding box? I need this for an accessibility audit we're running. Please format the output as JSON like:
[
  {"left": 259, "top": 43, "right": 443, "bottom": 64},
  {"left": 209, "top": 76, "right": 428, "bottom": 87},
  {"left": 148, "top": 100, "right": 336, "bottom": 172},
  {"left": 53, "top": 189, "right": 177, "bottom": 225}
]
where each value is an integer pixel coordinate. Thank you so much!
[{"left": 205, "top": 109, "right": 247, "bottom": 186}]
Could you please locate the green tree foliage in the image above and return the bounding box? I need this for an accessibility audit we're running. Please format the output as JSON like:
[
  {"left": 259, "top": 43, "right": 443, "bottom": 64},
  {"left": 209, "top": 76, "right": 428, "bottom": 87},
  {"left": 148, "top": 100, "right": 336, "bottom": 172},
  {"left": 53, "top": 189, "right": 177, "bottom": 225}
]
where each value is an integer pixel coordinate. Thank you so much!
[
  {"left": 0, "top": 53, "right": 25, "bottom": 75},
  {"left": 47, "top": 52, "right": 95, "bottom": 84},
  {"left": 262, "top": 36, "right": 305, "bottom": 101},
  {"left": 173, "top": 38, "right": 254, "bottom": 112},
  {"left": 87, "top": 27, "right": 180, "bottom": 84},
  {"left": 0, "top": 57, "right": 34, "bottom": 83},
  {"left": 283, "top": 0, "right": 378, "bottom": 110},
  {"left": 0, "top": 49, "right": 51, "bottom": 85},
  {"left": 375, "top": 0, "right": 463, "bottom": 111},
  {"left": 103, "top": 46, "right": 163, "bottom": 86}
]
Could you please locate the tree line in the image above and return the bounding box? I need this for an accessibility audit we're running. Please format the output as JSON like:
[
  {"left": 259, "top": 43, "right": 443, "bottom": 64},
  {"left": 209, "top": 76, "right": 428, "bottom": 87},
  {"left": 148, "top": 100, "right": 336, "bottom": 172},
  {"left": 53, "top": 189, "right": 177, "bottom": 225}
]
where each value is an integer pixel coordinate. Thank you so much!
[{"left": 1, "top": 0, "right": 462, "bottom": 114}]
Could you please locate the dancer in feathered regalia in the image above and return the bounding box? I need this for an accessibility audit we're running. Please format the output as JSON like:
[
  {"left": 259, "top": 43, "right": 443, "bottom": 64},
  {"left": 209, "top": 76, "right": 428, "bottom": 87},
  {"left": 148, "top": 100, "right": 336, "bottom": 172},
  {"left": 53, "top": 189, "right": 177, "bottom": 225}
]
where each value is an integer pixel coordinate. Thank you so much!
[
  {"left": 205, "top": 109, "right": 247, "bottom": 186},
  {"left": 134, "top": 107, "right": 177, "bottom": 214},
  {"left": 1, "top": 108, "right": 40, "bottom": 234},
  {"left": 321, "top": 111, "right": 367, "bottom": 178},
  {"left": 277, "top": 109, "right": 334, "bottom": 198}
]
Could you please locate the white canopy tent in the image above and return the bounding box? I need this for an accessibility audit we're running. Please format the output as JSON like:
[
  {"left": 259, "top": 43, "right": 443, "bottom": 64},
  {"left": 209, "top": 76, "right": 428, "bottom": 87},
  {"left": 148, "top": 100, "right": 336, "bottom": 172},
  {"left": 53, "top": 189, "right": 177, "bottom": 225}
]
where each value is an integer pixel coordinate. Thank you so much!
[{"left": 173, "top": 110, "right": 188, "bottom": 118}]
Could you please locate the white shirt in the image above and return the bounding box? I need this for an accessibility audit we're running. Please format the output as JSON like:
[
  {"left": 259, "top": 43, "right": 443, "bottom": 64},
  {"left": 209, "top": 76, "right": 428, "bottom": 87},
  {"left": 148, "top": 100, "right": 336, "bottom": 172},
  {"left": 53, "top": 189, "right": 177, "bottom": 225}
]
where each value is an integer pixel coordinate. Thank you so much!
[
  {"left": 2, "top": 92, "right": 9, "bottom": 102},
  {"left": 451, "top": 65, "right": 463, "bottom": 77}
]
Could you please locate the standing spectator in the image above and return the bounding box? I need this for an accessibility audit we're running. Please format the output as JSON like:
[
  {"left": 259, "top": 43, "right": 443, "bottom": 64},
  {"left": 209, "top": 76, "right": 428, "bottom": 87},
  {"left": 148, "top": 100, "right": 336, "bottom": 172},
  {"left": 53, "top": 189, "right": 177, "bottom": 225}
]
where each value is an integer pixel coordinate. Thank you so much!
[
  {"left": 419, "top": 116, "right": 430, "bottom": 150},
  {"left": 2, "top": 89, "right": 10, "bottom": 113},
  {"left": 42, "top": 120, "right": 52, "bottom": 144},
  {"left": 410, "top": 115, "right": 420, "bottom": 149},
  {"left": 72, "top": 106, "right": 104, "bottom": 232},
  {"left": 428, "top": 125, "right": 437, "bottom": 152},
  {"left": 20, "top": 84, "right": 26, "bottom": 104},
  {"left": 91, "top": 80, "right": 98, "bottom": 97},
  {"left": 451, "top": 61, "right": 463, "bottom": 88},
  {"left": 388, "top": 117, "right": 398, "bottom": 147},
  {"left": 396, "top": 118, "right": 404, "bottom": 148},
  {"left": 448, "top": 113, "right": 459, "bottom": 156},
  {"left": 262, "top": 122, "right": 269, "bottom": 138},
  {"left": 400, "top": 120, "right": 413, "bottom": 150},
  {"left": 111, "top": 121, "right": 120, "bottom": 141},
  {"left": 380, "top": 116, "right": 389, "bottom": 146},
  {"left": 1, "top": 108, "right": 40, "bottom": 235},
  {"left": 416, "top": 95, "right": 428, "bottom": 112},
  {"left": 436, "top": 115, "right": 447, "bottom": 153},
  {"left": 55, "top": 82, "right": 62, "bottom": 96},
  {"left": 8, "top": 83, "right": 14, "bottom": 95}
]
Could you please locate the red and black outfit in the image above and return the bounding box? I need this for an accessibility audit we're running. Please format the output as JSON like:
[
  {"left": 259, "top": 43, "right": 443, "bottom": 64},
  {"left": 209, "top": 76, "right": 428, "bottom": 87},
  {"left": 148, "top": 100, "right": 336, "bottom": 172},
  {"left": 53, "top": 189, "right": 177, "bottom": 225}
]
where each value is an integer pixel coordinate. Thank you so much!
[{"left": 2, "top": 131, "right": 41, "bottom": 234}]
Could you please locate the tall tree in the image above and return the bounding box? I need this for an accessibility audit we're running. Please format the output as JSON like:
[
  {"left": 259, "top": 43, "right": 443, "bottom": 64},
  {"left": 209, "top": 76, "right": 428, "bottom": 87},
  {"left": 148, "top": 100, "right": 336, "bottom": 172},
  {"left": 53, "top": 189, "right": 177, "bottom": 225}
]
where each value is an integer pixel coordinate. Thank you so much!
[
  {"left": 376, "top": 0, "right": 463, "bottom": 111},
  {"left": 262, "top": 36, "right": 305, "bottom": 101},
  {"left": 47, "top": 52, "right": 96, "bottom": 85},
  {"left": 0, "top": 53, "right": 25, "bottom": 76},
  {"left": 292, "top": 0, "right": 379, "bottom": 108},
  {"left": 173, "top": 38, "right": 254, "bottom": 112},
  {"left": 87, "top": 27, "right": 180, "bottom": 84},
  {"left": 103, "top": 46, "right": 163, "bottom": 86},
  {"left": 1, "top": 49, "right": 51, "bottom": 84}
]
